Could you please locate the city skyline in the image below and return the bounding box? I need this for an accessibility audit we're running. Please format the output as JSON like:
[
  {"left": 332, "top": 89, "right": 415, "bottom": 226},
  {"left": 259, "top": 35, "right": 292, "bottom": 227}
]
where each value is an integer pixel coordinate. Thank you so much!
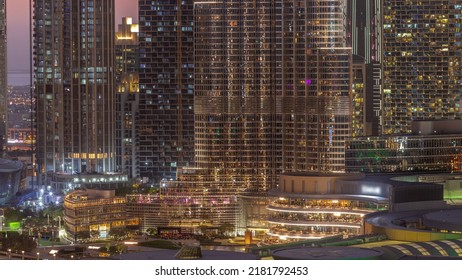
[{"left": 1, "top": 0, "right": 462, "bottom": 265}]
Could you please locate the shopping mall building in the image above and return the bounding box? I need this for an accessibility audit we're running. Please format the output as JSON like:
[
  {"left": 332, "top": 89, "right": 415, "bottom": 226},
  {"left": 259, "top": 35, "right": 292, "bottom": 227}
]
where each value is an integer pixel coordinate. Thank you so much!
[
  {"left": 63, "top": 163, "right": 462, "bottom": 242},
  {"left": 63, "top": 189, "right": 138, "bottom": 241},
  {"left": 266, "top": 173, "right": 390, "bottom": 240}
]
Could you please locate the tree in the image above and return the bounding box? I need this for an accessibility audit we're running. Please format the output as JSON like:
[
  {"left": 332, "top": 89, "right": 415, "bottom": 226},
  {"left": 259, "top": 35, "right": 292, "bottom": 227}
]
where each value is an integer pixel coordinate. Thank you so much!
[
  {"left": 109, "top": 228, "right": 128, "bottom": 239},
  {"left": 218, "top": 223, "right": 235, "bottom": 237},
  {"left": 146, "top": 227, "right": 157, "bottom": 236},
  {"left": 111, "top": 244, "right": 127, "bottom": 255},
  {"left": 90, "top": 230, "right": 99, "bottom": 239},
  {"left": 0, "top": 231, "right": 37, "bottom": 252},
  {"left": 43, "top": 205, "right": 64, "bottom": 219},
  {"left": 3, "top": 208, "right": 27, "bottom": 224},
  {"left": 100, "top": 244, "right": 127, "bottom": 255}
]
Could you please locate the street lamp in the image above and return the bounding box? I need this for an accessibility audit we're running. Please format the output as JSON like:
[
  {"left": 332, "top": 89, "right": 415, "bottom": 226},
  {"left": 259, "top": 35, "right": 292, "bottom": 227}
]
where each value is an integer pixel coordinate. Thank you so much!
[
  {"left": 36, "top": 252, "right": 40, "bottom": 260},
  {"left": 21, "top": 251, "right": 24, "bottom": 260},
  {"left": 7, "top": 248, "right": 11, "bottom": 259}
]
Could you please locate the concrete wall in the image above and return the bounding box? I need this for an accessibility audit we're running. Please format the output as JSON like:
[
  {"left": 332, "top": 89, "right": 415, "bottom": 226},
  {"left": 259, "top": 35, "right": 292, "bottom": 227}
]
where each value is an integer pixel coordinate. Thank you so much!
[
  {"left": 391, "top": 201, "right": 448, "bottom": 212},
  {"left": 278, "top": 173, "right": 390, "bottom": 199},
  {"left": 278, "top": 173, "right": 365, "bottom": 194}
]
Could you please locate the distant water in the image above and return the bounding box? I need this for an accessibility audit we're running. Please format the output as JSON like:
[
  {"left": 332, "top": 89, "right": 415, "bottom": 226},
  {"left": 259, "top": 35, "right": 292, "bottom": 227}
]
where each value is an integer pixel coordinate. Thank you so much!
[{"left": 8, "top": 71, "right": 31, "bottom": 87}]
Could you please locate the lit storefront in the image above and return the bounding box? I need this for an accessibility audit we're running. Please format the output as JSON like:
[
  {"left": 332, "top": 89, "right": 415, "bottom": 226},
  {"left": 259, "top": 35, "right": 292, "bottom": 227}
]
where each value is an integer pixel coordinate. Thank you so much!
[
  {"left": 267, "top": 173, "right": 389, "bottom": 241},
  {"left": 64, "top": 189, "right": 138, "bottom": 241}
]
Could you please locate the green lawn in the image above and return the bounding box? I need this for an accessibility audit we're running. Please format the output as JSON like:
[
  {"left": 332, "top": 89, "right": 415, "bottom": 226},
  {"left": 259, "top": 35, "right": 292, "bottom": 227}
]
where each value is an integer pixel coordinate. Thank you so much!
[{"left": 38, "top": 239, "right": 67, "bottom": 246}]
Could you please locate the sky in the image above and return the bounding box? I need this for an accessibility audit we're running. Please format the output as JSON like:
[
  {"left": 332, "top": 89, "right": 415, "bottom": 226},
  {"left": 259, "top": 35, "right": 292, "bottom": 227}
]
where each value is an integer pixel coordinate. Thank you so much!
[{"left": 6, "top": 0, "right": 137, "bottom": 75}]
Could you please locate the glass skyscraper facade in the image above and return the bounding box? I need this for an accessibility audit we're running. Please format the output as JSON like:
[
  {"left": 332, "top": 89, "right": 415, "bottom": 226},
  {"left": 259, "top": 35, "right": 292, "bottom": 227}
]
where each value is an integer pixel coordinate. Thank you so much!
[
  {"left": 279, "top": 0, "right": 352, "bottom": 172},
  {"left": 34, "top": 0, "right": 116, "bottom": 185},
  {"left": 382, "top": 1, "right": 462, "bottom": 134},
  {"left": 194, "top": 0, "right": 278, "bottom": 192},
  {"left": 138, "top": 0, "right": 195, "bottom": 183}
]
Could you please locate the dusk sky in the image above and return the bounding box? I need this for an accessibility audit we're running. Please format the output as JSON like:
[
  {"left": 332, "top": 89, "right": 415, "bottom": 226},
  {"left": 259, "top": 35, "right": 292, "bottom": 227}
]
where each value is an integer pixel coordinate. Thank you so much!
[{"left": 6, "top": 0, "right": 137, "bottom": 76}]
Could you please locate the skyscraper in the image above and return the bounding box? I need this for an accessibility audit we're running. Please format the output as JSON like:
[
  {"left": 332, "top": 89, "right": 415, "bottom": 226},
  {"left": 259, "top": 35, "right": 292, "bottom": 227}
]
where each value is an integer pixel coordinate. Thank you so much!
[
  {"left": 143, "top": 0, "right": 353, "bottom": 233},
  {"left": 382, "top": 1, "right": 462, "bottom": 135},
  {"left": 195, "top": 0, "right": 353, "bottom": 179},
  {"left": 138, "top": 0, "right": 195, "bottom": 183},
  {"left": 34, "top": 0, "right": 116, "bottom": 186},
  {"left": 279, "top": 0, "right": 352, "bottom": 172},
  {"left": 347, "top": 0, "right": 382, "bottom": 136},
  {"left": 194, "top": 0, "right": 278, "bottom": 191},
  {"left": 115, "top": 17, "right": 140, "bottom": 179},
  {"left": 136, "top": 0, "right": 280, "bottom": 232},
  {"left": 0, "top": 0, "right": 6, "bottom": 152}
]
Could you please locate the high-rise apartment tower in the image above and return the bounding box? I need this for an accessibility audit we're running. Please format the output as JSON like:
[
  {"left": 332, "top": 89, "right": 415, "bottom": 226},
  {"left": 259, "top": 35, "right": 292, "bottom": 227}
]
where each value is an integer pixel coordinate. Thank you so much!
[
  {"left": 138, "top": 0, "right": 195, "bottom": 183},
  {"left": 34, "top": 0, "right": 116, "bottom": 185},
  {"left": 382, "top": 1, "right": 462, "bottom": 134}
]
